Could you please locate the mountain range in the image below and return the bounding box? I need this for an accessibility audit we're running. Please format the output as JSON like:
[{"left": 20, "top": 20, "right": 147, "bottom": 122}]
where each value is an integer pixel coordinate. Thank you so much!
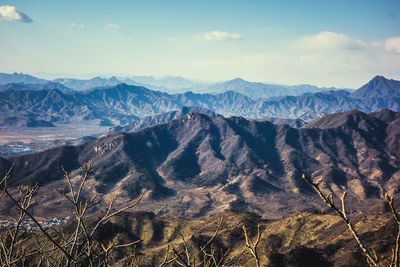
[
  {"left": 107, "top": 106, "right": 223, "bottom": 134},
  {"left": 0, "top": 72, "right": 48, "bottom": 85},
  {"left": 190, "top": 77, "right": 340, "bottom": 99},
  {"left": 120, "top": 75, "right": 205, "bottom": 93},
  {"left": 107, "top": 107, "right": 307, "bottom": 135},
  {"left": 0, "top": 82, "right": 72, "bottom": 93},
  {"left": 54, "top": 76, "right": 130, "bottom": 91},
  {"left": 1, "top": 109, "right": 399, "bottom": 219},
  {"left": 0, "top": 75, "right": 399, "bottom": 127},
  {"left": 0, "top": 72, "right": 342, "bottom": 98}
]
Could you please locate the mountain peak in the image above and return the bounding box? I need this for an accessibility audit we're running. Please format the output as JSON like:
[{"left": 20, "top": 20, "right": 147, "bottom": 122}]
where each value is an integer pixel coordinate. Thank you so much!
[
  {"left": 368, "top": 75, "right": 390, "bottom": 86},
  {"left": 351, "top": 76, "right": 400, "bottom": 99},
  {"left": 91, "top": 76, "right": 104, "bottom": 81},
  {"left": 179, "top": 111, "right": 214, "bottom": 124},
  {"left": 371, "top": 75, "right": 386, "bottom": 81},
  {"left": 370, "top": 108, "right": 400, "bottom": 123},
  {"left": 230, "top": 77, "right": 246, "bottom": 82}
]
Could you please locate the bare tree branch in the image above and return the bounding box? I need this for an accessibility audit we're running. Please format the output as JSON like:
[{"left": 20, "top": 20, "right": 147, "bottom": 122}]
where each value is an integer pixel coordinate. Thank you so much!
[{"left": 302, "top": 174, "right": 378, "bottom": 266}]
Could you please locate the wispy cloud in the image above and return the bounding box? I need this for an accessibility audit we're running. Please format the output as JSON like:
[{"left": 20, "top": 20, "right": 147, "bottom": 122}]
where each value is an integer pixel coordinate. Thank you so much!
[
  {"left": 184, "top": 31, "right": 400, "bottom": 88},
  {"left": 201, "top": 30, "right": 242, "bottom": 41},
  {"left": 385, "top": 36, "right": 400, "bottom": 54},
  {"left": 296, "top": 31, "right": 400, "bottom": 55},
  {"left": 106, "top": 22, "right": 131, "bottom": 34},
  {"left": 107, "top": 23, "right": 120, "bottom": 30},
  {"left": 0, "top": 5, "right": 33, "bottom": 23},
  {"left": 296, "top": 31, "right": 367, "bottom": 51},
  {"left": 69, "top": 22, "right": 87, "bottom": 30}
]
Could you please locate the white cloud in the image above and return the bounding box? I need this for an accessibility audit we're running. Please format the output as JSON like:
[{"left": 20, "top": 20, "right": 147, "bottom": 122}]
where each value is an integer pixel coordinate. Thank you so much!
[
  {"left": 0, "top": 5, "right": 32, "bottom": 23},
  {"left": 180, "top": 31, "right": 400, "bottom": 88},
  {"left": 202, "top": 30, "right": 242, "bottom": 41},
  {"left": 107, "top": 23, "right": 121, "bottom": 30},
  {"left": 298, "top": 32, "right": 400, "bottom": 55},
  {"left": 106, "top": 23, "right": 131, "bottom": 34},
  {"left": 296, "top": 31, "right": 367, "bottom": 51},
  {"left": 385, "top": 36, "right": 400, "bottom": 54},
  {"left": 69, "top": 22, "right": 87, "bottom": 30}
]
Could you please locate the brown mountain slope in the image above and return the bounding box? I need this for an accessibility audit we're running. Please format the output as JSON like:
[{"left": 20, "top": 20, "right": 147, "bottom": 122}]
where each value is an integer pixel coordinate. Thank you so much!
[
  {"left": 1, "top": 109, "right": 400, "bottom": 219},
  {"left": 27, "top": 211, "right": 393, "bottom": 266}
]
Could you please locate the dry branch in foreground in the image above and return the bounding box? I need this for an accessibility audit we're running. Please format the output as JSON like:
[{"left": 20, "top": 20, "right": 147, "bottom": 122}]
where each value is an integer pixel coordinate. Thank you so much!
[
  {"left": 302, "top": 174, "right": 400, "bottom": 267},
  {"left": 0, "top": 162, "right": 143, "bottom": 266}
]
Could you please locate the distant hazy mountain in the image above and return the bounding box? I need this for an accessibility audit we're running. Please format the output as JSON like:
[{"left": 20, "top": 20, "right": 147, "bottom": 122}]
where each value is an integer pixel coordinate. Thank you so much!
[
  {"left": 0, "top": 72, "right": 345, "bottom": 98},
  {"left": 53, "top": 76, "right": 126, "bottom": 91},
  {"left": 53, "top": 76, "right": 174, "bottom": 92},
  {"left": 123, "top": 76, "right": 206, "bottom": 92},
  {"left": 0, "top": 82, "right": 72, "bottom": 92},
  {"left": 97, "top": 76, "right": 343, "bottom": 98},
  {"left": 254, "top": 90, "right": 359, "bottom": 120},
  {"left": 0, "top": 73, "right": 198, "bottom": 93},
  {"left": 0, "top": 84, "right": 256, "bottom": 125},
  {"left": 0, "top": 86, "right": 139, "bottom": 125},
  {"left": 1, "top": 109, "right": 399, "bottom": 218},
  {"left": 108, "top": 107, "right": 223, "bottom": 134},
  {"left": 0, "top": 72, "right": 125, "bottom": 92},
  {"left": 1, "top": 76, "right": 400, "bottom": 125},
  {"left": 192, "top": 78, "right": 342, "bottom": 99},
  {"left": 0, "top": 72, "right": 48, "bottom": 85}
]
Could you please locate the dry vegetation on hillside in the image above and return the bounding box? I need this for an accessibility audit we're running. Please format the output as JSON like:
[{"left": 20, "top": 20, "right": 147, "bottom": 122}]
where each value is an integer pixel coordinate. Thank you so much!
[{"left": 0, "top": 164, "right": 399, "bottom": 266}]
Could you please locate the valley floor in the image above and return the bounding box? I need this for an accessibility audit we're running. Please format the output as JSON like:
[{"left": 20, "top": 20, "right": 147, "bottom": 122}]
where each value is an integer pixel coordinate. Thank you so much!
[{"left": 0, "top": 124, "right": 108, "bottom": 157}]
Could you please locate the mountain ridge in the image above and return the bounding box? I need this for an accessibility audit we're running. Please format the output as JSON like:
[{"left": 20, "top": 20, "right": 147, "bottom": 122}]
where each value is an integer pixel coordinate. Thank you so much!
[
  {"left": 1, "top": 109, "right": 399, "bottom": 219},
  {"left": 0, "top": 72, "right": 48, "bottom": 85},
  {"left": 108, "top": 106, "right": 223, "bottom": 134},
  {"left": 193, "top": 77, "right": 342, "bottom": 99},
  {"left": 1, "top": 76, "right": 400, "bottom": 126},
  {"left": 0, "top": 72, "right": 343, "bottom": 98},
  {"left": 0, "top": 82, "right": 72, "bottom": 93}
]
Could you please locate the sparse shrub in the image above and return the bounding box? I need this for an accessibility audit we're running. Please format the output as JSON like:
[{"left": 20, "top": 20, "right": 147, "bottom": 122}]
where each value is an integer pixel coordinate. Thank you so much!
[
  {"left": 223, "top": 182, "right": 240, "bottom": 194},
  {"left": 267, "top": 250, "right": 286, "bottom": 267},
  {"left": 287, "top": 246, "right": 331, "bottom": 267}
]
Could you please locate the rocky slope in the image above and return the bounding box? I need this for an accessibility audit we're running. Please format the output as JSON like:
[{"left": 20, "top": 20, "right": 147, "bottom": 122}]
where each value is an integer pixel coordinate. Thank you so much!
[
  {"left": 19, "top": 210, "right": 395, "bottom": 266},
  {"left": 261, "top": 117, "right": 307, "bottom": 128},
  {"left": 110, "top": 211, "right": 396, "bottom": 266},
  {"left": 1, "top": 109, "right": 400, "bottom": 219}
]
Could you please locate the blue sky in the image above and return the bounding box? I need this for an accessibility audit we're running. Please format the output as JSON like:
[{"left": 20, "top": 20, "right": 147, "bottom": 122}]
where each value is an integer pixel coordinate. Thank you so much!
[{"left": 0, "top": 0, "right": 400, "bottom": 88}]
